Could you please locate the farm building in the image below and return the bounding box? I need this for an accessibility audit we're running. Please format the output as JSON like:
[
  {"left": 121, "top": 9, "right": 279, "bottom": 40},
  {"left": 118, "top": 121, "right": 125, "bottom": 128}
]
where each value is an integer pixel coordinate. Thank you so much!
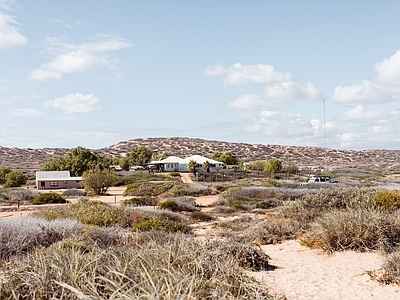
[{"left": 36, "top": 171, "right": 82, "bottom": 190}]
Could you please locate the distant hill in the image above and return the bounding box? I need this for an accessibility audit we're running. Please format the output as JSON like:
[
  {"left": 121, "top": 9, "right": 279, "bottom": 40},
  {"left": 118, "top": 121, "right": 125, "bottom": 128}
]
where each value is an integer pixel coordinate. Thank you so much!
[{"left": 1, "top": 137, "right": 400, "bottom": 170}]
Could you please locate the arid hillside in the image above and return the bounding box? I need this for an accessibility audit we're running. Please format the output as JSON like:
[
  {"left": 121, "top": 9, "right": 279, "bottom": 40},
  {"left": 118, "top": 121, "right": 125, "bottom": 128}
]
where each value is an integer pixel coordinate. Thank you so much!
[{"left": 1, "top": 137, "right": 400, "bottom": 170}]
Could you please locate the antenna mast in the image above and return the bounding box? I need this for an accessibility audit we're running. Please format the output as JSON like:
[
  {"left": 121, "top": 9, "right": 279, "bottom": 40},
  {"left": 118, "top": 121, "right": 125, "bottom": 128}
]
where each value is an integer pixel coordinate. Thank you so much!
[{"left": 323, "top": 99, "right": 327, "bottom": 171}]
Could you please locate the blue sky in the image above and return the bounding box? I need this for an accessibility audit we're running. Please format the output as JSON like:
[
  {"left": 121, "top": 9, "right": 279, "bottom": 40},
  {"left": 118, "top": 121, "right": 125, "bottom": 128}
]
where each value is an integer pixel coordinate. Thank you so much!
[{"left": 1, "top": 1, "right": 400, "bottom": 150}]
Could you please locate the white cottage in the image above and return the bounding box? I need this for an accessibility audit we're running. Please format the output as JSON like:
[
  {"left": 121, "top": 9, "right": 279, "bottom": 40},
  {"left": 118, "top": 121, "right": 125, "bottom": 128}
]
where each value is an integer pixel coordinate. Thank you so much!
[{"left": 36, "top": 171, "right": 82, "bottom": 190}]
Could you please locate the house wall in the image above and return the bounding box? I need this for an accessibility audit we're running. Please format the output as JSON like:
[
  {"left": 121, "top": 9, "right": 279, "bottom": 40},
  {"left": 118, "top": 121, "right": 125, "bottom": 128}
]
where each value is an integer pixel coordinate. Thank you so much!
[
  {"left": 163, "top": 163, "right": 179, "bottom": 172},
  {"left": 37, "top": 180, "right": 82, "bottom": 190}
]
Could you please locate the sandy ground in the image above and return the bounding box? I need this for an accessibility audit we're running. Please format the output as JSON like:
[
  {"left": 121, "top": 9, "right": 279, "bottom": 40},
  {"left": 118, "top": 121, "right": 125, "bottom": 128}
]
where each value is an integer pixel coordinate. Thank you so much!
[{"left": 251, "top": 240, "right": 400, "bottom": 300}]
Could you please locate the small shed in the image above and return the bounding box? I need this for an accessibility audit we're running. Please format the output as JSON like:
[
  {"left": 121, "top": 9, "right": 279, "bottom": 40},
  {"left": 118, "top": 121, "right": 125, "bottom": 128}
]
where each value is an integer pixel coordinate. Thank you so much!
[{"left": 36, "top": 171, "right": 82, "bottom": 190}]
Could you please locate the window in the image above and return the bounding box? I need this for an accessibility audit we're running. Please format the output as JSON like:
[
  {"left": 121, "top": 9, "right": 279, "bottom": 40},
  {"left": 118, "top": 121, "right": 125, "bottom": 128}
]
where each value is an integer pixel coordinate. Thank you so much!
[{"left": 50, "top": 181, "right": 58, "bottom": 187}]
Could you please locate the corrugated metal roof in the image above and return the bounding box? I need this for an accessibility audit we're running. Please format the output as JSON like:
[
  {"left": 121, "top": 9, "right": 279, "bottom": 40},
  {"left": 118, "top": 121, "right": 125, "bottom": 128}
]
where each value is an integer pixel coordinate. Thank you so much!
[{"left": 36, "top": 171, "right": 71, "bottom": 179}]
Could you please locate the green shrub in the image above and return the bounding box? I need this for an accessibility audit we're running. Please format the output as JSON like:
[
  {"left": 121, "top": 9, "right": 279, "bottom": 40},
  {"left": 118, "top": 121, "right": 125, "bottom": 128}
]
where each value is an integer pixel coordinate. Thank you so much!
[
  {"left": 124, "top": 181, "right": 174, "bottom": 197},
  {"left": 168, "top": 182, "right": 217, "bottom": 197},
  {"left": 159, "top": 200, "right": 180, "bottom": 211},
  {"left": 61, "top": 188, "right": 86, "bottom": 198},
  {"left": 30, "top": 192, "right": 67, "bottom": 205},
  {"left": 261, "top": 178, "right": 278, "bottom": 187},
  {"left": 169, "top": 172, "right": 181, "bottom": 177},
  {"left": 375, "top": 190, "right": 400, "bottom": 210},
  {"left": 122, "top": 196, "right": 159, "bottom": 206},
  {"left": 131, "top": 218, "right": 188, "bottom": 233},
  {"left": 33, "top": 201, "right": 131, "bottom": 227}
]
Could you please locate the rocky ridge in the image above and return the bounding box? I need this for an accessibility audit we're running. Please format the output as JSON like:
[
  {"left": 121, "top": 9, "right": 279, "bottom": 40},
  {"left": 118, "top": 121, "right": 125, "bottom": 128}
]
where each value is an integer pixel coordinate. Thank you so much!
[{"left": 1, "top": 137, "right": 400, "bottom": 170}]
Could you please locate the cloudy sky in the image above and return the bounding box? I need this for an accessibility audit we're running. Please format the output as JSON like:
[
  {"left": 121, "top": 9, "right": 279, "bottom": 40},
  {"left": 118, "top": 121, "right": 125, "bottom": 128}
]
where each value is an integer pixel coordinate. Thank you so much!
[{"left": 1, "top": 1, "right": 400, "bottom": 150}]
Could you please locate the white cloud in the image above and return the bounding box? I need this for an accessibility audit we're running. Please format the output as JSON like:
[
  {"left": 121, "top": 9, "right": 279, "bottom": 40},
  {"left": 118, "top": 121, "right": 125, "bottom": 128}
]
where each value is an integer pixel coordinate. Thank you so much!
[
  {"left": 332, "top": 80, "right": 400, "bottom": 103},
  {"left": 28, "top": 35, "right": 132, "bottom": 81},
  {"left": 9, "top": 108, "right": 43, "bottom": 117},
  {"left": 340, "top": 105, "right": 384, "bottom": 120},
  {"left": 204, "top": 63, "right": 292, "bottom": 85},
  {"left": 245, "top": 111, "right": 318, "bottom": 138},
  {"left": 44, "top": 93, "right": 100, "bottom": 114},
  {"left": 374, "top": 49, "right": 400, "bottom": 85},
  {"left": 333, "top": 49, "right": 400, "bottom": 104},
  {"left": 263, "top": 81, "right": 322, "bottom": 101},
  {"left": 0, "top": 10, "right": 28, "bottom": 50},
  {"left": 227, "top": 94, "right": 264, "bottom": 109}
]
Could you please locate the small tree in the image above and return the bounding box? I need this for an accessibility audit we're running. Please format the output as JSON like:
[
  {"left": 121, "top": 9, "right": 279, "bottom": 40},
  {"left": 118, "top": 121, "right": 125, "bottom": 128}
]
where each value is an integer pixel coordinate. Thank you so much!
[
  {"left": 125, "top": 146, "right": 152, "bottom": 167},
  {"left": 82, "top": 167, "right": 118, "bottom": 195},
  {"left": 203, "top": 160, "right": 211, "bottom": 173},
  {"left": 188, "top": 159, "right": 197, "bottom": 176},
  {"left": 246, "top": 161, "right": 266, "bottom": 171},
  {"left": 264, "top": 158, "right": 282, "bottom": 174},
  {"left": 284, "top": 163, "right": 299, "bottom": 175},
  {"left": 0, "top": 167, "right": 11, "bottom": 185},
  {"left": 3, "top": 171, "right": 26, "bottom": 188}
]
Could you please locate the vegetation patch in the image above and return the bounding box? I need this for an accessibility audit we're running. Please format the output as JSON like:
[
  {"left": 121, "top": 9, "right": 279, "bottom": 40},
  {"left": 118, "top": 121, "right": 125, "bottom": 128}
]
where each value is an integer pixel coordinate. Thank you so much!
[
  {"left": 123, "top": 181, "right": 175, "bottom": 197},
  {"left": 33, "top": 200, "right": 131, "bottom": 227},
  {"left": 122, "top": 196, "right": 159, "bottom": 206},
  {"left": 30, "top": 192, "right": 67, "bottom": 205}
]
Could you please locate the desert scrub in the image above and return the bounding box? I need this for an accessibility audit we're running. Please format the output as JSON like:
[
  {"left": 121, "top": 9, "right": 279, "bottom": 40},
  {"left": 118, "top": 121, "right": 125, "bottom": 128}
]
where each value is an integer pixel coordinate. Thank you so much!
[
  {"left": 168, "top": 182, "right": 217, "bottom": 197},
  {"left": 0, "top": 216, "right": 82, "bottom": 259},
  {"left": 375, "top": 189, "right": 400, "bottom": 210},
  {"left": 121, "top": 196, "right": 159, "bottom": 206},
  {"left": 190, "top": 210, "right": 214, "bottom": 222},
  {"left": 30, "top": 192, "right": 67, "bottom": 205},
  {"left": 131, "top": 218, "right": 189, "bottom": 233},
  {"left": 33, "top": 200, "right": 131, "bottom": 227},
  {"left": 300, "top": 208, "right": 400, "bottom": 252},
  {"left": 61, "top": 188, "right": 86, "bottom": 198},
  {"left": 0, "top": 233, "right": 275, "bottom": 299},
  {"left": 159, "top": 196, "right": 199, "bottom": 212},
  {"left": 117, "top": 173, "right": 174, "bottom": 186},
  {"left": 371, "top": 250, "right": 400, "bottom": 284},
  {"left": 280, "top": 187, "right": 378, "bottom": 227},
  {"left": 207, "top": 241, "right": 274, "bottom": 272},
  {"left": 0, "top": 188, "right": 39, "bottom": 204},
  {"left": 123, "top": 181, "right": 174, "bottom": 197}
]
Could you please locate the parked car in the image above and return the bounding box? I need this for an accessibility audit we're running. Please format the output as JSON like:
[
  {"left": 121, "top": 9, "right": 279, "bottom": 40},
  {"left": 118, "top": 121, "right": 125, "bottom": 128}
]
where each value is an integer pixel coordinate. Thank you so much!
[{"left": 300, "top": 176, "right": 335, "bottom": 186}]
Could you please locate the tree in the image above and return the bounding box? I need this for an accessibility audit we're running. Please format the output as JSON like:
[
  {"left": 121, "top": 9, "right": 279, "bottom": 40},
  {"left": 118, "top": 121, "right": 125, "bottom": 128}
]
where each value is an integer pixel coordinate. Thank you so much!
[
  {"left": 82, "top": 166, "right": 118, "bottom": 195},
  {"left": 211, "top": 151, "right": 240, "bottom": 166},
  {"left": 40, "top": 146, "right": 112, "bottom": 176},
  {"left": 123, "top": 146, "right": 152, "bottom": 167},
  {"left": 188, "top": 159, "right": 197, "bottom": 175},
  {"left": 0, "top": 167, "right": 11, "bottom": 185},
  {"left": 3, "top": 170, "right": 27, "bottom": 188},
  {"left": 203, "top": 160, "right": 211, "bottom": 173},
  {"left": 264, "top": 158, "right": 282, "bottom": 174},
  {"left": 284, "top": 163, "right": 299, "bottom": 174},
  {"left": 246, "top": 161, "right": 267, "bottom": 171}
]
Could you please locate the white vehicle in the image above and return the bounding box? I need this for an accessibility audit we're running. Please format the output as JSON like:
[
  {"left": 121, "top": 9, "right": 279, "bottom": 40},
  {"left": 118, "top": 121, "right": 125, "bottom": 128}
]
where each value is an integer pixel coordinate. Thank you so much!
[{"left": 301, "top": 176, "right": 333, "bottom": 185}]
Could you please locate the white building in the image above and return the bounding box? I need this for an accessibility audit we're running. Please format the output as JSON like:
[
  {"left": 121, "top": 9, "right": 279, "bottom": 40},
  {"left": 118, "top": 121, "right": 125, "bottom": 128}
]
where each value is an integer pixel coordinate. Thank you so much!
[
  {"left": 36, "top": 171, "right": 82, "bottom": 190},
  {"left": 150, "top": 155, "right": 223, "bottom": 172}
]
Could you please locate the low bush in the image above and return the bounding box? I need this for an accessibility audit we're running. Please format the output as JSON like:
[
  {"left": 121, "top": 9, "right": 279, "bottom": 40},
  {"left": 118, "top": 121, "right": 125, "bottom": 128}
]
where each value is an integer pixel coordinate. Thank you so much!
[
  {"left": 207, "top": 242, "right": 274, "bottom": 272},
  {"left": 122, "top": 196, "right": 159, "bottom": 206},
  {"left": 375, "top": 189, "right": 400, "bottom": 210},
  {"left": 30, "top": 192, "right": 67, "bottom": 205},
  {"left": 131, "top": 218, "right": 188, "bottom": 233},
  {"left": 33, "top": 201, "right": 131, "bottom": 227},
  {"left": 159, "top": 200, "right": 180, "bottom": 212},
  {"left": 169, "top": 171, "right": 181, "bottom": 177},
  {"left": 0, "top": 188, "right": 39, "bottom": 204},
  {"left": 168, "top": 182, "right": 217, "bottom": 197},
  {"left": 0, "top": 216, "right": 82, "bottom": 259},
  {"left": 61, "top": 188, "right": 86, "bottom": 198},
  {"left": 372, "top": 251, "right": 400, "bottom": 284},
  {"left": 124, "top": 181, "right": 174, "bottom": 197},
  {"left": 300, "top": 208, "right": 400, "bottom": 252},
  {"left": 117, "top": 173, "right": 174, "bottom": 186},
  {"left": 0, "top": 233, "right": 274, "bottom": 299},
  {"left": 190, "top": 211, "right": 214, "bottom": 222}
]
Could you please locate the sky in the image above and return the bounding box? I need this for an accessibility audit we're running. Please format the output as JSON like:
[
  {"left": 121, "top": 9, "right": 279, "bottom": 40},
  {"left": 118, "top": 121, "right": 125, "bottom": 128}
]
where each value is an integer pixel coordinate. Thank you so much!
[{"left": 1, "top": 1, "right": 400, "bottom": 150}]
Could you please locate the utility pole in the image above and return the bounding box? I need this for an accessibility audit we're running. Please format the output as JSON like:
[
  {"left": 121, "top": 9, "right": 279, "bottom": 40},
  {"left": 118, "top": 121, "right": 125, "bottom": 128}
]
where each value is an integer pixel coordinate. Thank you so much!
[{"left": 323, "top": 99, "right": 327, "bottom": 172}]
